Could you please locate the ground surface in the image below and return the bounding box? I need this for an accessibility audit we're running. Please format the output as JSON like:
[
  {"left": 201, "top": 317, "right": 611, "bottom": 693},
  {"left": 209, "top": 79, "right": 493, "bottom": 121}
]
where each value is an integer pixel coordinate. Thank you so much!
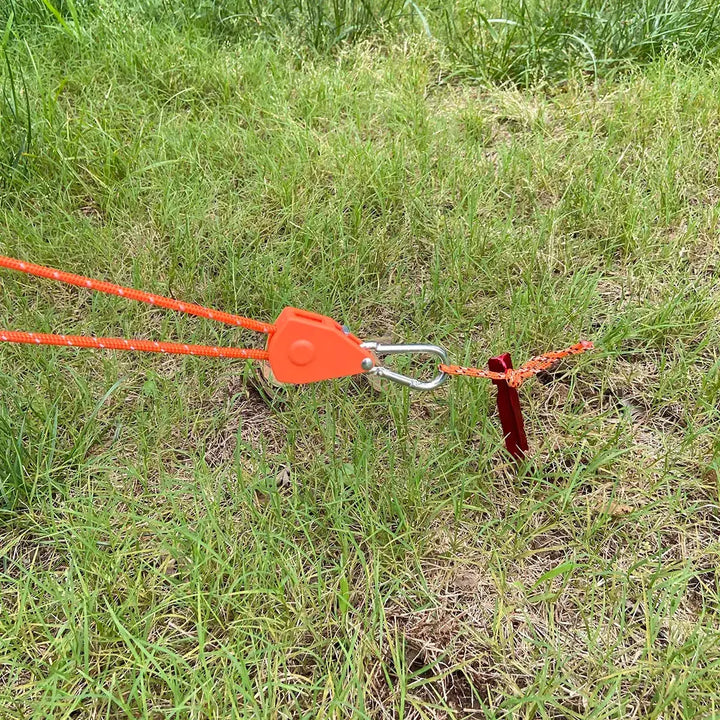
[{"left": 1, "top": 2, "right": 720, "bottom": 718}]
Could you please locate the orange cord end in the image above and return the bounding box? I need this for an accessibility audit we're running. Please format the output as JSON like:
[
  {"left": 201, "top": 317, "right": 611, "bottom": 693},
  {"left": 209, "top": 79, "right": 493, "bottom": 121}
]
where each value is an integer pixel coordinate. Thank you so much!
[{"left": 440, "top": 340, "right": 594, "bottom": 387}]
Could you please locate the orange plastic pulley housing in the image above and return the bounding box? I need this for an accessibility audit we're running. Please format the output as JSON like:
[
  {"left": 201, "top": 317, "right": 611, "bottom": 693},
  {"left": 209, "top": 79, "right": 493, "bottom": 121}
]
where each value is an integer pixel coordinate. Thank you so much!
[{"left": 267, "top": 307, "right": 375, "bottom": 384}]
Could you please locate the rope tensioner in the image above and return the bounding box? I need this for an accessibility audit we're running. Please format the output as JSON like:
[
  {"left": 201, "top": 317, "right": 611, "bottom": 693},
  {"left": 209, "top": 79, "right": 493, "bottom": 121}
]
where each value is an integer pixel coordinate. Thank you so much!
[
  {"left": 0, "top": 255, "right": 454, "bottom": 387},
  {"left": 0, "top": 254, "right": 593, "bottom": 458}
]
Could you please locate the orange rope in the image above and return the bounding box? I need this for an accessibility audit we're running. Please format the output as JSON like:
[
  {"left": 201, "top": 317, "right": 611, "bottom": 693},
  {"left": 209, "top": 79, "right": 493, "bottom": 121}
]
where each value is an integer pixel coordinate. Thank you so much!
[
  {"left": 440, "top": 340, "right": 594, "bottom": 388},
  {"left": 0, "top": 255, "right": 275, "bottom": 334},
  {"left": 0, "top": 254, "right": 272, "bottom": 361},
  {"left": 0, "top": 330, "right": 269, "bottom": 360},
  {"left": 0, "top": 255, "right": 593, "bottom": 382}
]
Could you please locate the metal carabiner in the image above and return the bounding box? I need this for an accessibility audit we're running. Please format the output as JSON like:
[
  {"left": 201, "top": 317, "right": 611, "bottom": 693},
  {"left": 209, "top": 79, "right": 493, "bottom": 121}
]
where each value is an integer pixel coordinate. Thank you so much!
[{"left": 360, "top": 342, "right": 449, "bottom": 391}]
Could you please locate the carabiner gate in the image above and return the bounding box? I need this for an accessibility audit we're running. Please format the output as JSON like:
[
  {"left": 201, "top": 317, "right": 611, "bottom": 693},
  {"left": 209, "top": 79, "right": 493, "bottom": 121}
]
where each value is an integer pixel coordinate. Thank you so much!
[{"left": 361, "top": 342, "right": 448, "bottom": 391}]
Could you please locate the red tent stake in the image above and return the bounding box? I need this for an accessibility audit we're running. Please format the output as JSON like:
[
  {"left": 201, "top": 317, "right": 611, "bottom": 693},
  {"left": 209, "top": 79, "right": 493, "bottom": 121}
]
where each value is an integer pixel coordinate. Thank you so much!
[{"left": 488, "top": 353, "right": 528, "bottom": 460}]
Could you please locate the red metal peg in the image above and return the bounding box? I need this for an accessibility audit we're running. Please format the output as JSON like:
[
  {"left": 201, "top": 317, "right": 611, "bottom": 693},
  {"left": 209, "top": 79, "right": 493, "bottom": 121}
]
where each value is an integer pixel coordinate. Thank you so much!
[{"left": 488, "top": 353, "right": 528, "bottom": 460}]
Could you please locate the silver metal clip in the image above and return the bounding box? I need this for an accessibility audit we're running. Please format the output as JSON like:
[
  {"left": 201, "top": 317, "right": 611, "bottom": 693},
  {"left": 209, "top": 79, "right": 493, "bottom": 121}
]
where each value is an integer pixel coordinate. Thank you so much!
[{"left": 360, "top": 342, "right": 448, "bottom": 391}]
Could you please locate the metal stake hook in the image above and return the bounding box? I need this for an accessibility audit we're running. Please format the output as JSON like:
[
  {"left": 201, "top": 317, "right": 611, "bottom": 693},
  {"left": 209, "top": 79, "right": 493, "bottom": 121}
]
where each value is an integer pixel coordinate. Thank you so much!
[{"left": 361, "top": 342, "right": 449, "bottom": 391}]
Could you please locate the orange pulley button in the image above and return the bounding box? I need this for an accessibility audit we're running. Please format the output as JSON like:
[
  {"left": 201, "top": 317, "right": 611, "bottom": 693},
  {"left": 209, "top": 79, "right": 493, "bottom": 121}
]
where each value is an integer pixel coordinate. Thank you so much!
[
  {"left": 267, "top": 307, "right": 375, "bottom": 384},
  {"left": 288, "top": 339, "right": 315, "bottom": 366}
]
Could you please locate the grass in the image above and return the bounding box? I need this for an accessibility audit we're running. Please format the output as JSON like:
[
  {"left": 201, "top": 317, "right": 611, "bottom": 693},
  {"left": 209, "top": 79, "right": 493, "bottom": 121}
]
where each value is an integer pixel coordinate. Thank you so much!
[
  {"left": 442, "top": 0, "right": 720, "bottom": 85},
  {"left": 1, "top": 1, "right": 720, "bottom": 718},
  {"left": 5, "top": 0, "right": 720, "bottom": 82}
]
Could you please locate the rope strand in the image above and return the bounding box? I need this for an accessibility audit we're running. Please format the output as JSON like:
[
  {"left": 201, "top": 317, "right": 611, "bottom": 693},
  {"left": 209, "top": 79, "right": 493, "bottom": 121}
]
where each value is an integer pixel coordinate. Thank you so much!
[
  {"left": 440, "top": 340, "right": 594, "bottom": 387},
  {"left": 0, "top": 255, "right": 275, "bottom": 334},
  {"left": 0, "top": 330, "right": 269, "bottom": 360}
]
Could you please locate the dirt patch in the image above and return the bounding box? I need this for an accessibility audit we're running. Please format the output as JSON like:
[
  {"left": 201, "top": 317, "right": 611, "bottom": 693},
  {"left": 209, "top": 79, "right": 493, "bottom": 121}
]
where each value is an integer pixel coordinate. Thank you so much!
[
  {"left": 203, "top": 381, "right": 286, "bottom": 467},
  {"left": 78, "top": 196, "right": 105, "bottom": 224},
  {"left": 0, "top": 529, "right": 68, "bottom": 584},
  {"left": 380, "top": 620, "right": 491, "bottom": 716}
]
